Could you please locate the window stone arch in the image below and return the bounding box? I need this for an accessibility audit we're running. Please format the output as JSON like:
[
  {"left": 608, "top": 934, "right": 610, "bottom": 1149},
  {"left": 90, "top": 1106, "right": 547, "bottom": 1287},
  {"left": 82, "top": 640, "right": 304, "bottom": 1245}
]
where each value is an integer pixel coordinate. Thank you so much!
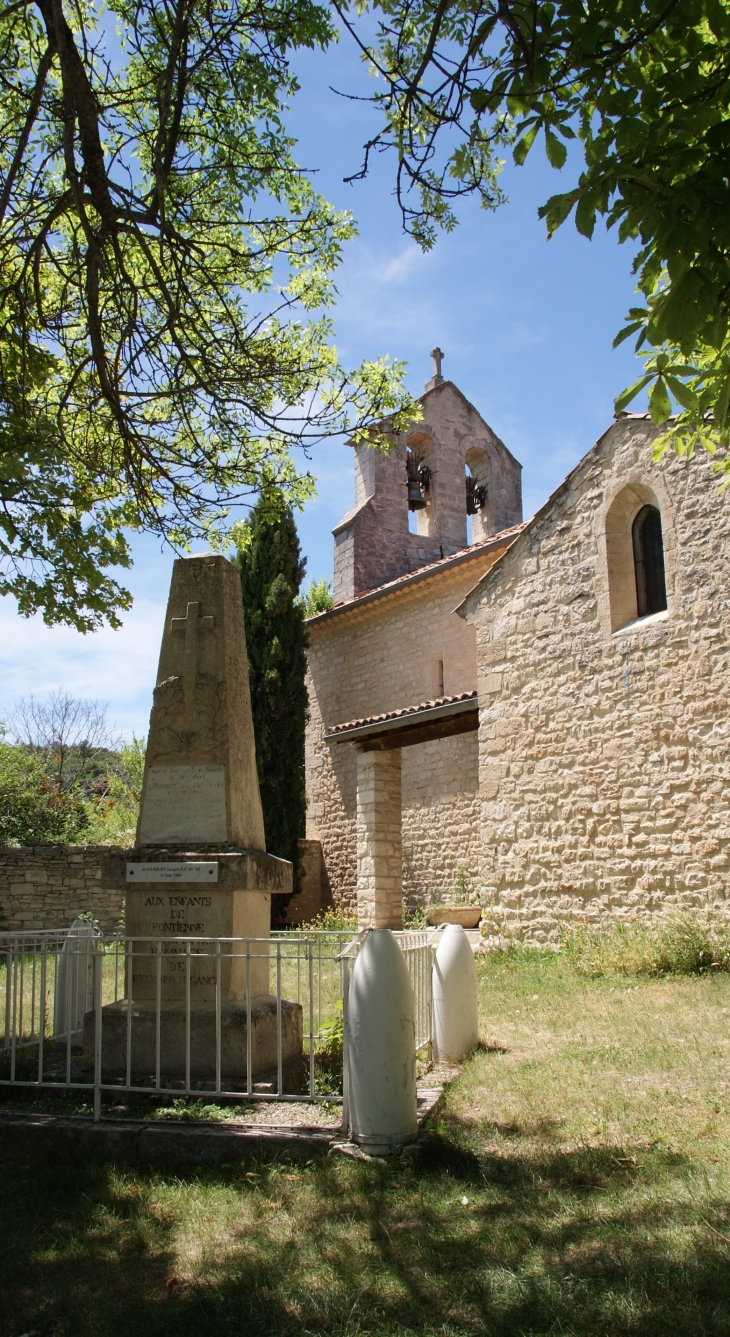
[{"left": 598, "top": 476, "right": 675, "bottom": 634}]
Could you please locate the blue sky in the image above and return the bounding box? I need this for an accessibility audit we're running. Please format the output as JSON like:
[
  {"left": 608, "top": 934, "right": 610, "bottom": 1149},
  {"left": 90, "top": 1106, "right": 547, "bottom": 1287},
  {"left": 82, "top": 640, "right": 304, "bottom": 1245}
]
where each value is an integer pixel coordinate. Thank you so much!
[{"left": 0, "top": 28, "right": 647, "bottom": 741}]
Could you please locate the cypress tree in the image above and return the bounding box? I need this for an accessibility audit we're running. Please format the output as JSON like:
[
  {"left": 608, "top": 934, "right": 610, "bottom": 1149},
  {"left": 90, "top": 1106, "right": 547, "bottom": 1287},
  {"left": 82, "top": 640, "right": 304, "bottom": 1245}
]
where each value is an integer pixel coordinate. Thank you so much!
[{"left": 235, "top": 495, "right": 308, "bottom": 919}]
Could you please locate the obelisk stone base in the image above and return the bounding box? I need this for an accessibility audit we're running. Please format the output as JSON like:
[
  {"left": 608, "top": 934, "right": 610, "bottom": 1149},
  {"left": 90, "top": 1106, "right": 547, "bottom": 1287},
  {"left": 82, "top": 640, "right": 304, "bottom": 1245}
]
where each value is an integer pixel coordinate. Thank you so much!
[
  {"left": 102, "top": 847, "right": 291, "bottom": 1000},
  {"left": 83, "top": 997, "right": 303, "bottom": 1084}
]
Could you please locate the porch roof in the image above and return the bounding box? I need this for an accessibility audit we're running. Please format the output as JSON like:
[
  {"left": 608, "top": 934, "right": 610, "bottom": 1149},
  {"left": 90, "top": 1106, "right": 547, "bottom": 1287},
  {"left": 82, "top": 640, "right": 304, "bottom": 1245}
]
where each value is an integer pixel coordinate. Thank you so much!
[{"left": 325, "top": 691, "right": 479, "bottom": 750}]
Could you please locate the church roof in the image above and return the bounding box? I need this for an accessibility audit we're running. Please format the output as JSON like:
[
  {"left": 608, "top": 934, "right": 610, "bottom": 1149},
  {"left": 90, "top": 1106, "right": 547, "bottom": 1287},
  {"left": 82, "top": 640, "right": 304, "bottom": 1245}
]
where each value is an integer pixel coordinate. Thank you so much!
[{"left": 305, "top": 522, "right": 525, "bottom": 627}]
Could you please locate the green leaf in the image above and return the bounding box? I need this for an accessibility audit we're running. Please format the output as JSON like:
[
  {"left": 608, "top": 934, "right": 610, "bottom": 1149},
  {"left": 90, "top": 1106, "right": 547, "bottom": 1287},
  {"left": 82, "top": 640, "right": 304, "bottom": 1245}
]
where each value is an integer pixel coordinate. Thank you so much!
[
  {"left": 538, "top": 189, "right": 579, "bottom": 237},
  {"left": 614, "top": 375, "right": 653, "bottom": 414},
  {"left": 469, "top": 87, "right": 489, "bottom": 114},
  {"left": 714, "top": 370, "right": 730, "bottom": 429},
  {"left": 649, "top": 377, "right": 672, "bottom": 425},
  {"left": 575, "top": 193, "right": 596, "bottom": 239},
  {"left": 657, "top": 270, "right": 716, "bottom": 348},
  {"left": 513, "top": 123, "right": 539, "bottom": 166},
  {"left": 612, "top": 321, "right": 643, "bottom": 349},
  {"left": 544, "top": 127, "right": 567, "bottom": 169},
  {"left": 665, "top": 375, "right": 699, "bottom": 413}
]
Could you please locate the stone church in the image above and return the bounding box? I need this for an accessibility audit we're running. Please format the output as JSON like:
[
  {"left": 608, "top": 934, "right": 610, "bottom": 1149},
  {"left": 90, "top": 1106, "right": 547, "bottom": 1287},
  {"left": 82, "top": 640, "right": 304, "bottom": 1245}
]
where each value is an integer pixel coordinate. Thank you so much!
[{"left": 303, "top": 354, "right": 730, "bottom": 935}]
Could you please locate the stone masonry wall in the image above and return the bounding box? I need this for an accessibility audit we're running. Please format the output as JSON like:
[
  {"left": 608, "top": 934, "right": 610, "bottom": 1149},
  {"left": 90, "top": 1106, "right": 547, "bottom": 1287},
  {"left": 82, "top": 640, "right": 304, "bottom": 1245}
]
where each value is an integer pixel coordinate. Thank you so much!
[
  {"left": 460, "top": 417, "right": 730, "bottom": 938},
  {"left": 402, "top": 732, "right": 481, "bottom": 908},
  {"left": 306, "top": 551, "right": 505, "bottom": 912},
  {"left": 0, "top": 845, "right": 125, "bottom": 934}
]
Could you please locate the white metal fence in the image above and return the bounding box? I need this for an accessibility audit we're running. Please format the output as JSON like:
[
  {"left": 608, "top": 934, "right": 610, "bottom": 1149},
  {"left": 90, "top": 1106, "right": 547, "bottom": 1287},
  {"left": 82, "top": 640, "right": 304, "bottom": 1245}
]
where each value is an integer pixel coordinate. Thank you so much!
[{"left": 0, "top": 926, "right": 439, "bottom": 1124}]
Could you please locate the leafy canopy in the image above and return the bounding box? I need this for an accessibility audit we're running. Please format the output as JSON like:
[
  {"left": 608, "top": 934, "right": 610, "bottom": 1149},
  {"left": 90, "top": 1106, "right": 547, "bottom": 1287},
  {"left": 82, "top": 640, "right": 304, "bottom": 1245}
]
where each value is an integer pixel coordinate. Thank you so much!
[
  {"left": 0, "top": 0, "right": 418, "bottom": 628},
  {"left": 299, "top": 576, "right": 334, "bottom": 616},
  {"left": 337, "top": 0, "right": 730, "bottom": 476}
]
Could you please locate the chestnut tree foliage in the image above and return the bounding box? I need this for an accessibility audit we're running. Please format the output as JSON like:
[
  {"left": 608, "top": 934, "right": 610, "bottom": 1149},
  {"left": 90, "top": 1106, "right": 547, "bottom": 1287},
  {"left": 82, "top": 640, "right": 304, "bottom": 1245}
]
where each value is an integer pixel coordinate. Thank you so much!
[
  {"left": 338, "top": 0, "right": 730, "bottom": 474},
  {"left": 0, "top": 0, "right": 417, "bottom": 629}
]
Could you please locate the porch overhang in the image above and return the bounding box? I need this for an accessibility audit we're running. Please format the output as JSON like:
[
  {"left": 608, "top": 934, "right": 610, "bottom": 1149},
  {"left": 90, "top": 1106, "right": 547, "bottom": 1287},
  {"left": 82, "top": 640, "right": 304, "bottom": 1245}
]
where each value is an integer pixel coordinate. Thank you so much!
[{"left": 325, "top": 691, "right": 479, "bottom": 752}]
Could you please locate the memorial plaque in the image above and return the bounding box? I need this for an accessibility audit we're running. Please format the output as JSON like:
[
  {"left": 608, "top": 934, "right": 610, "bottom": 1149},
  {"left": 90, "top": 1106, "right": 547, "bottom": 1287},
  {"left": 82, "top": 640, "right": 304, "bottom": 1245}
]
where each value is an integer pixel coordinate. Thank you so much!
[
  {"left": 126, "top": 862, "right": 219, "bottom": 884},
  {"left": 125, "top": 884, "right": 271, "bottom": 1001},
  {"left": 138, "top": 764, "right": 227, "bottom": 843}
]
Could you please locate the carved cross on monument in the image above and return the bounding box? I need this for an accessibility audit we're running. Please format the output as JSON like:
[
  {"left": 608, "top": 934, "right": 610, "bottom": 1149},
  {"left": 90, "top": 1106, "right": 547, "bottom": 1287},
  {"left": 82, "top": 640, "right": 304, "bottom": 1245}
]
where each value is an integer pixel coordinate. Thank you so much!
[
  {"left": 171, "top": 601, "right": 215, "bottom": 705},
  {"left": 426, "top": 346, "right": 445, "bottom": 390}
]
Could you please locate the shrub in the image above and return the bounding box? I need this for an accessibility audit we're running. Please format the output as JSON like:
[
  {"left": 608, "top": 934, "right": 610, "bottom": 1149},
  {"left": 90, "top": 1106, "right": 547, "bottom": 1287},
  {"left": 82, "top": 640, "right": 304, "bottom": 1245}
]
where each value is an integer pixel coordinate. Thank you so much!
[
  {"left": 0, "top": 743, "right": 88, "bottom": 845},
  {"left": 83, "top": 735, "right": 145, "bottom": 845},
  {"left": 561, "top": 913, "right": 730, "bottom": 977},
  {"left": 301, "top": 906, "right": 357, "bottom": 932},
  {"left": 403, "top": 903, "right": 430, "bottom": 929}
]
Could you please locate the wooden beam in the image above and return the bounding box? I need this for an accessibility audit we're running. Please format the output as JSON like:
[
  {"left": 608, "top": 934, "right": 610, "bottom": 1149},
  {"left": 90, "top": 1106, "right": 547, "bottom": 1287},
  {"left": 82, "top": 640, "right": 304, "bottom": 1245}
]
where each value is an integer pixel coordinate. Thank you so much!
[{"left": 357, "top": 708, "right": 479, "bottom": 751}]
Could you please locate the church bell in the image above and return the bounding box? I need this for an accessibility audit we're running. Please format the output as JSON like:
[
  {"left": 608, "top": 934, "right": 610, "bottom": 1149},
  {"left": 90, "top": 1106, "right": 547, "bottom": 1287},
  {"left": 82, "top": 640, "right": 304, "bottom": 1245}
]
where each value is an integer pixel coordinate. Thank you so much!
[{"left": 406, "top": 452, "right": 431, "bottom": 510}]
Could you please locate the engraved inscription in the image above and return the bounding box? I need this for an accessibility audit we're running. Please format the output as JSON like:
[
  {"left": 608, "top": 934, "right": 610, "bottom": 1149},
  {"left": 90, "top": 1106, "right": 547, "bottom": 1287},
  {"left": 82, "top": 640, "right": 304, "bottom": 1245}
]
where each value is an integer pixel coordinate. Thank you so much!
[{"left": 138, "top": 764, "right": 227, "bottom": 842}]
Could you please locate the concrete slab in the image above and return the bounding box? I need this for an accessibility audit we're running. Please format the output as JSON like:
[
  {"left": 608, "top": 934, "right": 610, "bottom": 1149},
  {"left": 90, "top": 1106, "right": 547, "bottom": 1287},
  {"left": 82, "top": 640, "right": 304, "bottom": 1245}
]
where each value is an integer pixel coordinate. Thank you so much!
[{"left": 0, "top": 1084, "right": 445, "bottom": 1167}]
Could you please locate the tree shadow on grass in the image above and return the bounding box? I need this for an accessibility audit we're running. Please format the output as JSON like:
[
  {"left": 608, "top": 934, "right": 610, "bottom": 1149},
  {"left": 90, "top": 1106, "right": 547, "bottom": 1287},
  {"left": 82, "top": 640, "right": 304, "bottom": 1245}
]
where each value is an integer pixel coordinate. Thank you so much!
[{"left": 2, "top": 1136, "right": 730, "bottom": 1337}]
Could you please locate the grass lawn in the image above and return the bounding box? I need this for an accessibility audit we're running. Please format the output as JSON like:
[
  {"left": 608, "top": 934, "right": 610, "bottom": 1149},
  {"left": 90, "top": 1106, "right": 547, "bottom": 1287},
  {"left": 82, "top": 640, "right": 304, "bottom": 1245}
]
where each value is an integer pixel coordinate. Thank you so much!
[{"left": 3, "top": 946, "right": 730, "bottom": 1336}]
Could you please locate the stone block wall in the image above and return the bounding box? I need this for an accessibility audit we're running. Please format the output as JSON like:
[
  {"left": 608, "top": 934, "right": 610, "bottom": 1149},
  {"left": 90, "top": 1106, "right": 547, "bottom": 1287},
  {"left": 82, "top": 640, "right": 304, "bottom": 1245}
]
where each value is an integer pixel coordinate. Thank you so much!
[
  {"left": 306, "top": 549, "right": 505, "bottom": 911},
  {"left": 282, "top": 839, "right": 333, "bottom": 924},
  {"left": 459, "top": 417, "right": 730, "bottom": 938},
  {"left": 402, "top": 732, "right": 481, "bottom": 907},
  {"left": 0, "top": 845, "right": 125, "bottom": 934}
]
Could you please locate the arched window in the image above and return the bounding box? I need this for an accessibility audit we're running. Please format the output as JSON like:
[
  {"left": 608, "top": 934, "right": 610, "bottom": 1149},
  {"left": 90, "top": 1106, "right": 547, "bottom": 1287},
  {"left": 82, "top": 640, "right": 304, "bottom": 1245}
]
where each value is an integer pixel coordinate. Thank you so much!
[{"left": 632, "top": 505, "right": 667, "bottom": 618}]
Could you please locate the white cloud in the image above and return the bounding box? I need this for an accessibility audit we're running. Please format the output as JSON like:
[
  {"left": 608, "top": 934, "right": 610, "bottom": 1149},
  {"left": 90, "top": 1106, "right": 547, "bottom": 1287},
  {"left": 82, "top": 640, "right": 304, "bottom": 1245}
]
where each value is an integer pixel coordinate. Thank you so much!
[{"left": 0, "top": 593, "right": 165, "bottom": 739}]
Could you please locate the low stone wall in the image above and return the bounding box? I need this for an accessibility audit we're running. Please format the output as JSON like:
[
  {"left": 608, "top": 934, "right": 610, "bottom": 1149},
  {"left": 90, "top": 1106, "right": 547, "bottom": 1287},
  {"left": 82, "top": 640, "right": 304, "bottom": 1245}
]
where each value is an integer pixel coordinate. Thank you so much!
[
  {"left": 0, "top": 841, "right": 330, "bottom": 935},
  {"left": 283, "top": 839, "right": 333, "bottom": 925},
  {"left": 0, "top": 845, "right": 126, "bottom": 934}
]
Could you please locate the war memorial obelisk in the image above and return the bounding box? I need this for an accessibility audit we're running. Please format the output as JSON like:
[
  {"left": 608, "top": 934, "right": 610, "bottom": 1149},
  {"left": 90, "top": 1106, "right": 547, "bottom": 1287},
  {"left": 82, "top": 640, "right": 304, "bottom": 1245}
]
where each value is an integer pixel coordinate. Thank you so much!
[{"left": 93, "top": 553, "right": 302, "bottom": 1081}]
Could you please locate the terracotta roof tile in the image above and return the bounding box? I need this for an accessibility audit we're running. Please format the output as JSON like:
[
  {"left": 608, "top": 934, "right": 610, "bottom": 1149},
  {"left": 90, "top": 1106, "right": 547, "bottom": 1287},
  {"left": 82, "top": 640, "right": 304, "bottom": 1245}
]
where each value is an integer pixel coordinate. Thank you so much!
[{"left": 328, "top": 690, "right": 478, "bottom": 736}]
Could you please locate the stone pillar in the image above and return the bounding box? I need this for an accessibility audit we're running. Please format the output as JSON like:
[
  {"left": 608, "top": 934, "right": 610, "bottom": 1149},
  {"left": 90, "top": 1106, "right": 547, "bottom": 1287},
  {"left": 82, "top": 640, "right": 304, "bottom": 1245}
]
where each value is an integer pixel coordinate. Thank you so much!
[{"left": 356, "top": 748, "right": 403, "bottom": 929}]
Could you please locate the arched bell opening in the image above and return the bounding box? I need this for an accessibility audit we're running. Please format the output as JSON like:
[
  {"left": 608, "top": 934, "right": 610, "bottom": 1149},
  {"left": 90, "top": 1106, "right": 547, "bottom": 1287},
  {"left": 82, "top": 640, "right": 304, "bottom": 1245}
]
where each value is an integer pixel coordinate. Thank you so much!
[
  {"left": 464, "top": 444, "right": 491, "bottom": 543},
  {"left": 405, "top": 432, "right": 436, "bottom": 537}
]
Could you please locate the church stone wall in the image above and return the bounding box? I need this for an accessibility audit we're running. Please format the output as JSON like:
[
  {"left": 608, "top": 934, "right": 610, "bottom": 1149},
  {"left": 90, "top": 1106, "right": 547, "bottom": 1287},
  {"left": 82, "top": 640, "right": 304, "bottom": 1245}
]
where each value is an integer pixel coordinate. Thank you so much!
[
  {"left": 461, "top": 417, "right": 730, "bottom": 939},
  {"left": 402, "top": 732, "right": 481, "bottom": 907},
  {"left": 305, "top": 554, "right": 505, "bottom": 911}
]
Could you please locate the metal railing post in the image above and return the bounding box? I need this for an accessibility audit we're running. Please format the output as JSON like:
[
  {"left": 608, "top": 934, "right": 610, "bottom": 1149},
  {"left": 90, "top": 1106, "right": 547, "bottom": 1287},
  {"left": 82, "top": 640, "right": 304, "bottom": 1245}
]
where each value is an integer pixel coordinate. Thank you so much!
[
  {"left": 276, "top": 941, "right": 283, "bottom": 1097},
  {"left": 10, "top": 947, "right": 17, "bottom": 1082},
  {"left": 246, "top": 941, "right": 252, "bottom": 1096},
  {"left": 93, "top": 945, "right": 103, "bottom": 1123},
  {"left": 308, "top": 940, "right": 315, "bottom": 1098},
  {"left": 185, "top": 939, "right": 191, "bottom": 1093},
  {"left": 341, "top": 955, "right": 350, "bottom": 1137},
  {"left": 215, "top": 940, "right": 222, "bottom": 1097},
  {"left": 3, "top": 943, "right": 10, "bottom": 1050},
  {"left": 155, "top": 942, "right": 162, "bottom": 1090},
  {"left": 126, "top": 940, "right": 133, "bottom": 1089},
  {"left": 39, "top": 940, "right": 47, "bottom": 1084}
]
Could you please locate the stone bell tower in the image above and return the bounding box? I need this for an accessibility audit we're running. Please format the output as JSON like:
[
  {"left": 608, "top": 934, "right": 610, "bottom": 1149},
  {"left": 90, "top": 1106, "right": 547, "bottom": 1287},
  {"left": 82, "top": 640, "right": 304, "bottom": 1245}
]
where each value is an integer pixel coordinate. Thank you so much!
[{"left": 332, "top": 352, "right": 523, "bottom": 604}]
